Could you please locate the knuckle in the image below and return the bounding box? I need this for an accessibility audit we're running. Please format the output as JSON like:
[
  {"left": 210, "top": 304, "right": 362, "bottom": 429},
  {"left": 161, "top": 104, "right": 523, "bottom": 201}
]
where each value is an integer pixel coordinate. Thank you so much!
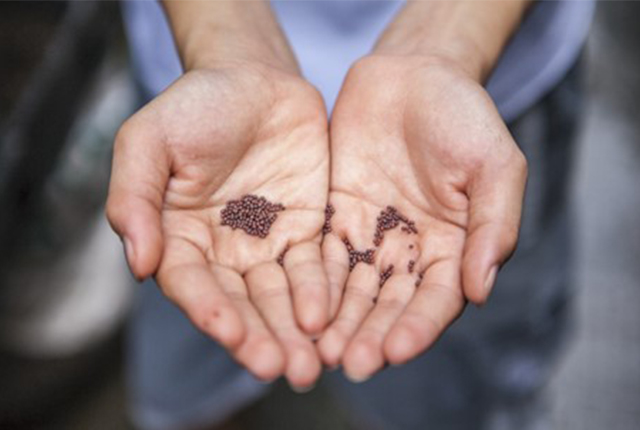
[
  {"left": 156, "top": 263, "right": 199, "bottom": 303},
  {"left": 343, "top": 284, "right": 375, "bottom": 302},
  {"left": 390, "top": 322, "right": 421, "bottom": 348},
  {"left": 356, "top": 326, "right": 385, "bottom": 342},
  {"left": 405, "top": 308, "right": 443, "bottom": 335},
  {"left": 225, "top": 289, "right": 248, "bottom": 303},
  {"left": 424, "top": 282, "right": 465, "bottom": 306},
  {"left": 287, "top": 257, "right": 318, "bottom": 273},
  {"left": 334, "top": 314, "right": 360, "bottom": 332},
  {"left": 375, "top": 297, "right": 407, "bottom": 312},
  {"left": 251, "top": 286, "right": 287, "bottom": 304},
  {"left": 324, "top": 258, "right": 349, "bottom": 275}
]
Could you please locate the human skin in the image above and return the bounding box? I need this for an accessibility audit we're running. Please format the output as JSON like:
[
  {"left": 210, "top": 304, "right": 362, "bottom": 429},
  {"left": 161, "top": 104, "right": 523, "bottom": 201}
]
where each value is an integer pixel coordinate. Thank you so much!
[
  {"left": 106, "top": 1, "right": 330, "bottom": 389},
  {"left": 108, "top": 0, "right": 532, "bottom": 388},
  {"left": 318, "top": 0, "right": 531, "bottom": 382}
]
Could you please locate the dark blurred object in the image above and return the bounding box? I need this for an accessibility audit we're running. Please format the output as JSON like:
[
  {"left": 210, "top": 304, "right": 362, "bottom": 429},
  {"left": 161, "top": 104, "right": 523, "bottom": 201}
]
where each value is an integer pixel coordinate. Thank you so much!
[
  {"left": 589, "top": 1, "right": 640, "bottom": 117},
  {"left": 0, "top": 2, "right": 67, "bottom": 119},
  {"left": 0, "top": 1, "right": 118, "bottom": 270},
  {"left": 598, "top": 1, "right": 640, "bottom": 53},
  {"left": 0, "top": 328, "right": 125, "bottom": 428},
  {"left": 0, "top": 2, "right": 128, "bottom": 428}
]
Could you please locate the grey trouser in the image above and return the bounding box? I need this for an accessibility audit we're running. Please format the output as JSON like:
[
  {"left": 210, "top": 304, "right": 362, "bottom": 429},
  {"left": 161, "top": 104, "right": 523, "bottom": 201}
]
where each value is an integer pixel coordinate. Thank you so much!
[{"left": 127, "top": 63, "right": 583, "bottom": 430}]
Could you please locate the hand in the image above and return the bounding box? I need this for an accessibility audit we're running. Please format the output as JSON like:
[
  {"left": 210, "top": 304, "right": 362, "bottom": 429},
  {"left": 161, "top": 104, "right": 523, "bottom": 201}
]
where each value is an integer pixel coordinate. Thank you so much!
[
  {"left": 318, "top": 56, "right": 527, "bottom": 381},
  {"left": 106, "top": 63, "right": 329, "bottom": 388}
]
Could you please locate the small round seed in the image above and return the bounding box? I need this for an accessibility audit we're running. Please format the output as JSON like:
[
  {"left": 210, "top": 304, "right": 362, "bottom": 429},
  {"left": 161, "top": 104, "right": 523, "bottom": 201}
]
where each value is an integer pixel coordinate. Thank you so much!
[
  {"left": 220, "top": 194, "right": 285, "bottom": 238},
  {"left": 407, "top": 260, "right": 415, "bottom": 274},
  {"left": 343, "top": 237, "right": 375, "bottom": 271},
  {"left": 373, "top": 206, "right": 418, "bottom": 246},
  {"left": 379, "top": 264, "right": 394, "bottom": 287},
  {"left": 323, "top": 203, "right": 336, "bottom": 235},
  {"left": 415, "top": 270, "right": 425, "bottom": 287}
]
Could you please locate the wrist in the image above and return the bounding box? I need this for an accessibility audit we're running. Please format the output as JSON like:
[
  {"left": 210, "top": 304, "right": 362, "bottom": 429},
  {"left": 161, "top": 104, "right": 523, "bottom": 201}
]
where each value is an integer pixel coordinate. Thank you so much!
[
  {"left": 179, "top": 26, "right": 298, "bottom": 73},
  {"left": 373, "top": 1, "right": 531, "bottom": 82},
  {"left": 162, "top": 0, "right": 299, "bottom": 73}
]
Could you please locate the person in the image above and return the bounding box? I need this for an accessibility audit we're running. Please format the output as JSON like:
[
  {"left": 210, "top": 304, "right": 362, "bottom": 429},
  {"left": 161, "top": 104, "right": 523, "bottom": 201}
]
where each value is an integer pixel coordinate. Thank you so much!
[{"left": 107, "top": 1, "right": 595, "bottom": 429}]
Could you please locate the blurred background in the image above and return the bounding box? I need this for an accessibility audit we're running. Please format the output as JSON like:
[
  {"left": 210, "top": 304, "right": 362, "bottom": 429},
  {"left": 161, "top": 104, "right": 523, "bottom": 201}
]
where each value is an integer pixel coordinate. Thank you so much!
[{"left": 0, "top": 1, "right": 638, "bottom": 429}]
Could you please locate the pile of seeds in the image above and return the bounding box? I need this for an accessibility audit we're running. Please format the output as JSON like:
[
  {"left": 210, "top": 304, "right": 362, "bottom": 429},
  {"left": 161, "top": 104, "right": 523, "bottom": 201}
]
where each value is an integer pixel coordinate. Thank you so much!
[
  {"left": 343, "top": 238, "right": 375, "bottom": 271},
  {"left": 373, "top": 206, "right": 418, "bottom": 246},
  {"left": 407, "top": 260, "right": 416, "bottom": 274},
  {"left": 323, "top": 203, "right": 335, "bottom": 235},
  {"left": 220, "top": 194, "right": 285, "bottom": 239},
  {"left": 379, "top": 264, "right": 395, "bottom": 287}
]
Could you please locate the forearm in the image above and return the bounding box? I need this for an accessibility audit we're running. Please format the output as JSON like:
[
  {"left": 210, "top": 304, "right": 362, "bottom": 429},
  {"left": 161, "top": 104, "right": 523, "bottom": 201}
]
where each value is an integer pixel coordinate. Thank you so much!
[
  {"left": 162, "top": 0, "right": 298, "bottom": 73},
  {"left": 374, "top": 0, "right": 532, "bottom": 82}
]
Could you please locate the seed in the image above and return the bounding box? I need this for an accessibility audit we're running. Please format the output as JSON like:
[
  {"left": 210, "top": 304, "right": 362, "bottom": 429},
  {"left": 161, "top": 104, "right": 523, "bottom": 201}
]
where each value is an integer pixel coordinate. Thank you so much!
[
  {"left": 277, "top": 245, "right": 289, "bottom": 267},
  {"left": 343, "top": 237, "right": 375, "bottom": 271},
  {"left": 407, "top": 260, "right": 415, "bottom": 273},
  {"left": 323, "top": 203, "right": 335, "bottom": 235},
  {"left": 415, "top": 270, "right": 425, "bottom": 287},
  {"left": 373, "top": 206, "right": 418, "bottom": 246},
  {"left": 379, "top": 264, "right": 394, "bottom": 287},
  {"left": 220, "top": 194, "right": 285, "bottom": 238}
]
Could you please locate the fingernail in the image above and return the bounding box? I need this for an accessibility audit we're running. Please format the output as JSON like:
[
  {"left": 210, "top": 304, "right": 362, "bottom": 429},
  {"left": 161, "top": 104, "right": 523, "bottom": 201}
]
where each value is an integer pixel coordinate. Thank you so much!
[
  {"left": 289, "top": 382, "right": 316, "bottom": 394},
  {"left": 123, "top": 237, "right": 137, "bottom": 279},
  {"left": 345, "top": 371, "right": 371, "bottom": 384},
  {"left": 484, "top": 265, "right": 498, "bottom": 298}
]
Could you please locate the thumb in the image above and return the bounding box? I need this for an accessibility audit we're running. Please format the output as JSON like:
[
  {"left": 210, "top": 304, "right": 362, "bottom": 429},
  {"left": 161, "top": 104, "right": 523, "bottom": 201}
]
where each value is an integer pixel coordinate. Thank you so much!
[
  {"left": 106, "top": 120, "right": 169, "bottom": 281},
  {"left": 462, "top": 149, "right": 527, "bottom": 306}
]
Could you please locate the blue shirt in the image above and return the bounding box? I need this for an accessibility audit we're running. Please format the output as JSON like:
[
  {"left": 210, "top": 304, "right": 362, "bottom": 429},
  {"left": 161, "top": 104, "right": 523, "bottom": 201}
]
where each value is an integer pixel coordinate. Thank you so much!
[{"left": 122, "top": 0, "right": 595, "bottom": 122}]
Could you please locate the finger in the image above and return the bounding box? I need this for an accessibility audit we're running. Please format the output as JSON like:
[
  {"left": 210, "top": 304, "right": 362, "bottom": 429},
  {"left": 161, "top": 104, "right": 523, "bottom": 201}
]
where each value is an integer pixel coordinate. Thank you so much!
[
  {"left": 384, "top": 259, "right": 465, "bottom": 365},
  {"left": 246, "top": 262, "right": 322, "bottom": 389},
  {"left": 321, "top": 233, "right": 350, "bottom": 319},
  {"left": 462, "top": 150, "right": 527, "bottom": 305},
  {"left": 156, "top": 238, "right": 245, "bottom": 350},
  {"left": 317, "top": 264, "right": 378, "bottom": 368},
  {"left": 342, "top": 275, "right": 415, "bottom": 382},
  {"left": 106, "top": 120, "right": 169, "bottom": 280},
  {"left": 284, "top": 241, "right": 330, "bottom": 336},
  {"left": 211, "top": 265, "right": 286, "bottom": 382}
]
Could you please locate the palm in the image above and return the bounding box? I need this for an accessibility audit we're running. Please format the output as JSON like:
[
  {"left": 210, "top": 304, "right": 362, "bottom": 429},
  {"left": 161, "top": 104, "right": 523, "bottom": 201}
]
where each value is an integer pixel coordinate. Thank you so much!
[
  {"left": 319, "top": 57, "right": 527, "bottom": 380},
  {"left": 159, "top": 70, "right": 327, "bottom": 273},
  {"left": 108, "top": 65, "right": 330, "bottom": 387}
]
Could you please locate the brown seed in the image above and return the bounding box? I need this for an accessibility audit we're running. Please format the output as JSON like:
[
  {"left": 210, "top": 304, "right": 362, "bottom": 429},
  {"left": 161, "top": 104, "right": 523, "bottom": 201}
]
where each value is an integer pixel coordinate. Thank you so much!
[
  {"left": 343, "top": 238, "right": 375, "bottom": 271},
  {"left": 415, "top": 270, "right": 425, "bottom": 287},
  {"left": 373, "top": 206, "right": 418, "bottom": 246},
  {"left": 379, "top": 264, "right": 394, "bottom": 287},
  {"left": 323, "top": 203, "right": 335, "bottom": 235},
  {"left": 220, "top": 194, "right": 285, "bottom": 238},
  {"left": 407, "top": 260, "right": 415, "bottom": 274}
]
